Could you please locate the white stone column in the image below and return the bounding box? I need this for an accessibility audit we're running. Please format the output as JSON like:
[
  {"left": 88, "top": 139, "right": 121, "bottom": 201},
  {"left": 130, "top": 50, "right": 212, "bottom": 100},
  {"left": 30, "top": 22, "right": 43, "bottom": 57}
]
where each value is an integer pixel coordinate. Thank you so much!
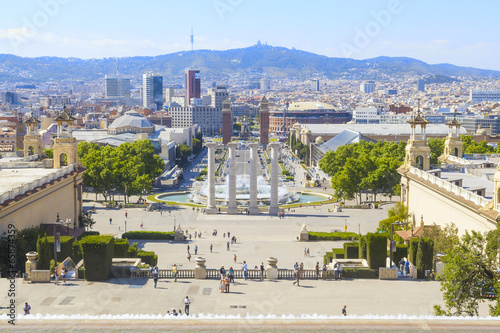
[
  {"left": 248, "top": 143, "right": 259, "bottom": 215},
  {"left": 227, "top": 142, "right": 238, "bottom": 214},
  {"left": 268, "top": 142, "right": 280, "bottom": 215},
  {"left": 206, "top": 142, "right": 217, "bottom": 214}
]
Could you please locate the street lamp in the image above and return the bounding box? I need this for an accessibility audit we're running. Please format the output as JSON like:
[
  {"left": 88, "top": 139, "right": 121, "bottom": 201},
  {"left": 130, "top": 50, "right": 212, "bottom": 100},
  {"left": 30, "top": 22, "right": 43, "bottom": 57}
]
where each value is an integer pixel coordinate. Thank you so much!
[{"left": 389, "top": 221, "right": 408, "bottom": 268}]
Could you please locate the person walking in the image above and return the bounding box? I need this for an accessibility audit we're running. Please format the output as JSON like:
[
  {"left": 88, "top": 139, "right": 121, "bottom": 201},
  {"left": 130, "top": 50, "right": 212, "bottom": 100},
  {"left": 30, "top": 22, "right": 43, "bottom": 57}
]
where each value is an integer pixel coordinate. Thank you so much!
[
  {"left": 234, "top": 254, "right": 237, "bottom": 263},
  {"left": 109, "top": 218, "right": 112, "bottom": 225},
  {"left": 227, "top": 231, "right": 230, "bottom": 238},
  {"left": 227, "top": 241, "right": 230, "bottom": 251},
  {"left": 187, "top": 245, "right": 190, "bottom": 253},
  {"left": 292, "top": 266, "right": 300, "bottom": 286},
  {"left": 342, "top": 305, "right": 347, "bottom": 316},
  {"left": 125, "top": 211, "right": 127, "bottom": 218},
  {"left": 260, "top": 262, "right": 265, "bottom": 281},
  {"left": 184, "top": 296, "right": 191, "bottom": 316},
  {"left": 153, "top": 266, "right": 159, "bottom": 288},
  {"left": 61, "top": 267, "right": 67, "bottom": 285},
  {"left": 399, "top": 258, "right": 405, "bottom": 274},
  {"left": 242, "top": 261, "right": 248, "bottom": 280},
  {"left": 219, "top": 276, "right": 226, "bottom": 293},
  {"left": 224, "top": 274, "right": 230, "bottom": 293},
  {"left": 23, "top": 302, "right": 31, "bottom": 315},
  {"left": 315, "top": 262, "right": 320, "bottom": 280},
  {"left": 173, "top": 264, "right": 178, "bottom": 282},
  {"left": 194, "top": 245, "right": 198, "bottom": 255},
  {"left": 228, "top": 267, "right": 234, "bottom": 283},
  {"left": 220, "top": 265, "right": 226, "bottom": 278},
  {"left": 210, "top": 243, "right": 213, "bottom": 253},
  {"left": 322, "top": 264, "right": 327, "bottom": 280},
  {"left": 187, "top": 253, "right": 191, "bottom": 261},
  {"left": 140, "top": 221, "right": 143, "bottom": 229}
]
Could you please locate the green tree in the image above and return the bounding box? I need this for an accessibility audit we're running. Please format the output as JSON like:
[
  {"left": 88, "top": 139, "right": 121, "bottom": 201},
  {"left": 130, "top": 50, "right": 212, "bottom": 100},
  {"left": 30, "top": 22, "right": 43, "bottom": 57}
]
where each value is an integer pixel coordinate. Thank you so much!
[
  {"left": 428, "top": 138, "right": 445, "bottom": 165},
  {"left": 423, "top": 222, "right": 459, "bottom": 254},
  {"left": 377, "top": 202, "right": 408, "bottom": 236},
  {"left": 43, "top": 148, "right": 53, "bottom": 158},
  {"left": 176, "top": 144, "right": 193, "bottom": 167},
  {"left": 78, "top": 211, "right": 96, "bottom": 231},
  {"left": 434, "top": 230, "right": 500, "bottom": 316}
]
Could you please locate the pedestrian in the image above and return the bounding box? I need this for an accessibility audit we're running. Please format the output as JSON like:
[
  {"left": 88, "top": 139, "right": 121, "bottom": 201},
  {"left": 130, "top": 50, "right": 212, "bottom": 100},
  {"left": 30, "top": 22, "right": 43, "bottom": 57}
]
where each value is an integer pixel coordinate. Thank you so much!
[
  {"left": 322, "top": 264, "right": 327, "bottom": 280},
  {"left": 304, "top": 248, "right": 307, "bottom": 257},
  {"left": 109, "top": 218, "right": 112, "bottom": 225},
  {"left": 278, "top": 211, "right": 281, "bottom": 219},
  {"left": 172, "top": 308, "right": 178, "bottom": 316},
  {"left": 293, "top": 266, "right": 300, "bottom": 286},
  {"left": 194, "top": 245, "right": 198, "bottom": 255},
  {"left": 315, "top": 262, "right": 320, "bottom": 280},
  {"left": 187, "top": 253, "right": 191, "bottom": 261},
  {"left": 228, "top": 267, "right": 234, "bottom": 283},
  {"left": 342, "top": 305, "right": 347, "bottom": 316},
  {"left": 54, "top": 268, "right": 59, "bottom": 285},
  {"left": 334, "top": 263, "right": 339, "bottom": 280},
  {"left": 405, "top": 258, "right": 410, "bottom": 276},
  {"left": 242, "top": 261, "right": 248, "bottom": 280},
  {"left": 234, "top": 254, "right": 237, "bottom": 263},
  {"left": 260, "top": 262, "right": 264, "bottom": 281},
  {"left": 224, "top": 274, "right": 230, "bottom": 293},
  {"left": 140, "top": 221, "right": 143, "bottom": 229},
  {"left": 125, "top": 211, "right": 127, "bottom": 218},
  {"left": 23, "top": 302, "right": 31, "bottom": 315},
  {"left": 210, "top": 243, "right": 213, "bottom": 253},
  {"left": 399, "top": 257, "right": 405, "bottom": 274},
  {"left": 307, "top": 248, "right": 310, "bottom": 256},
  {"left": 184, "top": 296, "right": 191, "bottom": 316},
  {"left": 153, "top": 267, "right": 159, "bottom": 288},
  {"left": 61, "top": 267, "right": 67, "bottom": 285},
  {"left": 187, "top": 245, "right": 190, "bottom": 253},
  {"left": 220, "top": 276, "right": 225, "bottom": 293},
  {"left": 178, "top": 309, "right": 182, "bottom": 316},
  {"left": 218, "top": 207, "right": 221, "bottom": 214},
  {"left": 227, "top": 231, "right": 230, "bottom": 238},
  {"left": 194, "top": 231, "right": 197, "bottom": 239},
  {"left": 173, "top": 264, "right": 178, "bottom": 282},
  {"left": 220, "top": 265, "right": 226, "bottom": 278},
  {"left": 227, "top": 241, "right": 230, "bottom": 251}
]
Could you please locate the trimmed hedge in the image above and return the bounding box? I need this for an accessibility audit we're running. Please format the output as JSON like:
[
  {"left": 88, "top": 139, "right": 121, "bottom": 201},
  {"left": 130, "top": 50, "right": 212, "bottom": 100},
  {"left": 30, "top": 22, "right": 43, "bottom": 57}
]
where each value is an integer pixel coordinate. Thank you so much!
[
  {"left": 344, "top": 242, "right": 359, "bottom": 259},
  {"left": 324, "top": 251, "right": 333, "bottom": 265},
  {"left": 358, "top": 236, "right": 367, "bottom": 259},
  {"left": 137, "top": 250, "right": 158, "bottom": 266},
  {"left": 127, "top": 242, "right": 138, "bottom": 258},
  {"left": 80, "top": 235, "right": 114, "bottom": 281},
  {"left": 342, "top": 268, "right": 379, "bottom": 279},
  {"left": 36, "top": 235, "right": 74, "bottom": 270},
  {"left": 408, "top": 238, "right": 419, "bottom": 265},
  {"left": 77, "top": 231, "right": 100, "bottom": 240},
  {"left": 332, "top": 248, "right": 344, "bottom": 259},
  {"left": 122, "top": 231, "right": 175, "bottom": 240},
  {"left": 72, "top": 241, "right": 83, "bottom": 264},
  {"left": 416, "top": 237, "right": 434, "bottom": 279},
  {"left": 308, "top": 232, "right": 359, "bottom": 241},
  {"left": 393, "top": 244, "right": 408, "bottom": 267},
  {"left": 113, "top": 238, "right": 129, "bottom": 258},
  {"left": 366, "top": 233, "right": 387, "bottom": 269}
]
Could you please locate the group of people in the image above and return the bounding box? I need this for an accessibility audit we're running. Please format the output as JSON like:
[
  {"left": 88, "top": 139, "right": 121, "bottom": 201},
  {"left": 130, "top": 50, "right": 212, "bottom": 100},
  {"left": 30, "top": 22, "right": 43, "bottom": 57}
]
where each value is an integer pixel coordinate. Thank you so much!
[
  {"left": 399, "top": 257, "right": 411, "bottom": 276},
  {"left": 333, "top": 262, "right": 343, "bottom": 280},
  {"left": 166, "top": 296, "right": 191, "bottom": 316},
  {"left": 54, "top": 267, "right": 68, "bottom": 285},
  {"left": 278, "top": 211, "right": 285, "bottom": 219},
  {"left": 219, "top": 266, "right": 235, "bottom": 293}
]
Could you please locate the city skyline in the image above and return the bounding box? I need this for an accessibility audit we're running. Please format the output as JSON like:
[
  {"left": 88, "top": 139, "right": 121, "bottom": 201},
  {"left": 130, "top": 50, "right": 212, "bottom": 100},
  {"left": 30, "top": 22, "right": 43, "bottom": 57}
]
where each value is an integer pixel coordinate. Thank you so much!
[{"left": 0, "top": 0, "right": 500, "bottom": 70}]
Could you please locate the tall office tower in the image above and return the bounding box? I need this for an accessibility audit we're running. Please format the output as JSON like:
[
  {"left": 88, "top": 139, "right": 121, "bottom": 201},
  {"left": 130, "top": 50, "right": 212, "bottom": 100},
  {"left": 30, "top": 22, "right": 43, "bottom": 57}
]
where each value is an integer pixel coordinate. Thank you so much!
[
  {"left": 260, "top": 78, "right": 270, "bottom": 92},
  {"left": 360, "top": 80, "right": 375, "bottom": 93},
  {"left": 259, "top": 96, "right": 269, "bottom": 145},
  {"left": 208, "top": 86, "right": 228, "bottom": 109},
  {"left": 185, "top": 68, "right": 201, "bottom": 106},
  {"left": 105, "top": 75, "right": 131, "bottom": 98},
  {"left": 311, "top": 79, "right": 320, "bottom": 91},
  {"left": 222, "top": 98, "right": 232, "bottom": 145},
  {"left": 165, "top": 87, "right": 175, "bottom": 102},
  {"left": 143, "top": 73, "right": 163, "bottom": 110},
  {"left": 417, "top": 79, "right": 425, "bottom": 92}
]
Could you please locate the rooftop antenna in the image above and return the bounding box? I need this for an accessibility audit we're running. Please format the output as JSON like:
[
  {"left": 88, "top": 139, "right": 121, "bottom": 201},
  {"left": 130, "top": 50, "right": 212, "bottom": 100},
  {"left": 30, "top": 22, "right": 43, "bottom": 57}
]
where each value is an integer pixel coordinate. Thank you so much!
[{"left": 190, "top": 25, "right": 194, "bottom": 51}]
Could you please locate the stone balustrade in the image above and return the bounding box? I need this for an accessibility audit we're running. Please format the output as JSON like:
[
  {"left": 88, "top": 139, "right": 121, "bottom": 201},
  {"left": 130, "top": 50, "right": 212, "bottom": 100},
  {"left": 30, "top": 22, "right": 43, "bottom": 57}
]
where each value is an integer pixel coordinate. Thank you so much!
[{"left": 409, "top": 166, "right": 489, "bottom": 207}]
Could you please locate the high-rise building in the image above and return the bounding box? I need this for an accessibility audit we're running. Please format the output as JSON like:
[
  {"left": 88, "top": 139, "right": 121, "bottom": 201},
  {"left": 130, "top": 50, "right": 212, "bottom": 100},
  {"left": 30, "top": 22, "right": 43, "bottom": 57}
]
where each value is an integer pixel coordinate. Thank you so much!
[
  {"left": 167, "top": 105, "right": 222, "bottom": 136},
  {"left": 259, "top": 96, "right": 269, "bottom": 145},
  {"left": 185, "top": 69, "right": 201, "bottom": 106},
  {"left": 105, "top": 75, "right": 130, "bottom": 98},
  {"left": 417, "top": 79, "right": 426, "bottom": 92},
  {"left": 208, "top": 86, "right": 228, "bottom": 109},
  {"left": 260, "top": 78, "right": 270, "bottom": 92},
  {"left": 222, "top": 98, "right": 232, "bottom": 145},
  {"left": 360, "top": 81, "right": 375, "bottom": 93},
  {"left": 311, "top": 79, "right": 320, "bottom": 92},
  {"left": 165, "top": 87, "right": 175, "bottom": 102},
  {"left": 143, "top": 73, "right": 163, "bottom": 110}
]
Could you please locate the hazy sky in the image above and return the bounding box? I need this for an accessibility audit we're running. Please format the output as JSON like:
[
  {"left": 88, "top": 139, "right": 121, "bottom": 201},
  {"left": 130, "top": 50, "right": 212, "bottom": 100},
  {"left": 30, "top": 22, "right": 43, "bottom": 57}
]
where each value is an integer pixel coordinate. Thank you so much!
[{"left": 1, "top": 0, "right": 499, "bottom": 70}]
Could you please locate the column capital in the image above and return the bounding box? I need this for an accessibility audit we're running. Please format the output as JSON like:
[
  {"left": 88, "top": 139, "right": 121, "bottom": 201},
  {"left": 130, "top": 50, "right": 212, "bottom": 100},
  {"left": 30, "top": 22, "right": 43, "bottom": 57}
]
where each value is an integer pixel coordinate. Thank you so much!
[
  {"left": 226, "top": 142, "right": 238, "bottom": 148},
  {"left": 268, "top": 142, "right": 280, "bottom": 148},
  {"left": 248, "top": 142, "right": 259, "bottom": 149},
  {"left": 206, "top": 142, "right": 217, "bottom": 149}
]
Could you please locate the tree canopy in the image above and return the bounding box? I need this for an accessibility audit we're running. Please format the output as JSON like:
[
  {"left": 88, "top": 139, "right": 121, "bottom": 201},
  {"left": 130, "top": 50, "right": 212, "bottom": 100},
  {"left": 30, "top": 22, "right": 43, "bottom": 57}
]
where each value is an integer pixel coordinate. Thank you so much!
[{"left": 78, "top": 140, "right": 164, "bottom": 203}]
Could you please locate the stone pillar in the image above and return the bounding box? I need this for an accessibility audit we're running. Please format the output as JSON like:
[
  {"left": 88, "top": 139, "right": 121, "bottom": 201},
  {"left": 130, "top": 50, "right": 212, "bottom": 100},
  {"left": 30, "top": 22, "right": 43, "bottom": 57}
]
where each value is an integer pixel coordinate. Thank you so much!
[
  {"left": 227, "top": 142, "right": 238, "bottom": 214},
  {"left": 25, "top": 251, "right": 38, "bottom": 279},
  {"left": 194, "top": 257, "right": 207, "bottom": 279},
  {"left": 268, "top": 143, "right": 280, "bottom": 215},
  {"left": 206, "top": 142, "right": 217, "bottom": 214},
  {"left": 248, "top": 143, "right": 259, "bottom": 215},
  {"left": 266, "top": 257, "right": 278, "bottom": 279}
]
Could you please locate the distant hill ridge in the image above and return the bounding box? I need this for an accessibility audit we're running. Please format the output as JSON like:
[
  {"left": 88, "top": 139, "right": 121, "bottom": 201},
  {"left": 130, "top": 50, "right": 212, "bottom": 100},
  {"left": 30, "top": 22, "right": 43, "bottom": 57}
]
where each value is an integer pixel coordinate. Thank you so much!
[{"left": 0, "top": 44, "right": 498, "bottom": 82}]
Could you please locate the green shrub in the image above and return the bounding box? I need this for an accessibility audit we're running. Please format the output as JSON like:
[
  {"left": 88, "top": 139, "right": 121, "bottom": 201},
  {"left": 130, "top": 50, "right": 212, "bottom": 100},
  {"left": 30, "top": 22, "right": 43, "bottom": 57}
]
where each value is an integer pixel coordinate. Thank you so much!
[
  {"left": 127, "top": 242, "right": 138, "bottom": 258},
  {"left": 324, "top": 251, "right": 333, "bottom": 265},
  {"left": 408, "top": 238, "right": 419, "bottom": 265},
  {"left": 358, "top": 236, "right": 367, "bottom": 259},
  {"left": 77, "top": 266, "right": 85, "bottom": 279},
  {"left": 77, "top": 231, "right": 100, "bottom": 240},
  {"left": 342, "top": 268, "right": 379, "bottom": 279},
  {"left": 36, "top": 235, "right": 74, "bottom": 269},
  {"left": 113, "top": 238, "right": 129, "bottom": 258},
  {"left": 80, "top": 235, "right": 114, "bottom": 281},
  {"left": 137, "top": 250, "right": 158, "bottom": 266},
  {"left": 282, "top": 170, "right": 290, "bottom": 176},
  {"left": 344, "top": 242, "right": 359, "bottom": 259},
  {"left": 286, "top": 176, "right": 294, "bottom": 181},
  {"left": 308, "top": 232, "right": 359, "bottom": 241},
  {"left": 416, "top": 237, "right": 434, "bottom": 279},
  {"left": 196, "top": 176, "right": 204, "bottom": 181},
  {"left": 393, "top": 244, "right": 408, "bottom": 267},
  {"left": 332, "top": 248, "right": 344, "bottom": 259},
  {"left": 122, "top": 231, "right": 175, "bottom": 240},
  {"left": 200, "top": 170, "right": 207, "bottom": 176},
  {"left": 366, "top": 233, "right": 387, "bottom": 269},
  {"left": 72, "top": 241, "right": 83, "bottom": 264}
]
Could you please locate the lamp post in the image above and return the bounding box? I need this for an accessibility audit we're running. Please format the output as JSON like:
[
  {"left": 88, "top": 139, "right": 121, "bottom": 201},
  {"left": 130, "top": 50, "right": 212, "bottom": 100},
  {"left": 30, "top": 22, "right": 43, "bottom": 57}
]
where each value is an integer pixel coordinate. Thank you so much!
[
  {"left": 389, "top": 221, "right": 408, "bottom": 268},
  {"left": 54, "top": 213, "right": 60, "bottom": 271}
]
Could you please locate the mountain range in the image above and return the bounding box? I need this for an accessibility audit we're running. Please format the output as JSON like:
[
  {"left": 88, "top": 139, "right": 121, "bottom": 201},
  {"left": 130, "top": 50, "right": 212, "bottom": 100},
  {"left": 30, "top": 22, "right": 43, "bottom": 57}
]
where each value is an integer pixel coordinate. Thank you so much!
[{"left": 0, "top": 44, "right": 498, "bottom": 83}]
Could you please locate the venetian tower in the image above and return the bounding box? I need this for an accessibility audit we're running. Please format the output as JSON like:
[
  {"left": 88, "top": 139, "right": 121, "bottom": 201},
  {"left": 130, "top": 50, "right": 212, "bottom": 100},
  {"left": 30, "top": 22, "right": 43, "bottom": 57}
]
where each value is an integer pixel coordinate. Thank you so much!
[
  {"left": 439, "top": 115, "right": 463, "bottom": 163},
  {"left": 52, "top": 106, "right": 78, "bottom": 168},
  {"left": 402, "top": 109, "right": 431, "bottom": 170},
  {"left": 23, "top": 115, "right": 42, "bottom": 156}
]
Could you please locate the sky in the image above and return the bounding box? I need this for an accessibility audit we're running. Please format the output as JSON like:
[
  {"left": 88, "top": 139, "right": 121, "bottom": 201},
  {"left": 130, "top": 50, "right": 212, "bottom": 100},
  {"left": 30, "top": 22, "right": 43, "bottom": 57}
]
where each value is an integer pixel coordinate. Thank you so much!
[{"left": 1, "top": 0, "right": 500, "bottom": 70}]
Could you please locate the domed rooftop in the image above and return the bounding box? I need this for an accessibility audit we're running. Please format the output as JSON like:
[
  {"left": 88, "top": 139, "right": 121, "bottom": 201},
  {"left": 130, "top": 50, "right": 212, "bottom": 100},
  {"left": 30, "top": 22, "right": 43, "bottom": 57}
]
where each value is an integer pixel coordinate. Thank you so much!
[
  {"left": 315, "top": 136, "right": 324, "bottom": 144},
  {"left": 108, "top": 114, "right": 154, "bottom": 130},
  {"left": 303, "top": 128, "right": 312, "bottom": 135}
]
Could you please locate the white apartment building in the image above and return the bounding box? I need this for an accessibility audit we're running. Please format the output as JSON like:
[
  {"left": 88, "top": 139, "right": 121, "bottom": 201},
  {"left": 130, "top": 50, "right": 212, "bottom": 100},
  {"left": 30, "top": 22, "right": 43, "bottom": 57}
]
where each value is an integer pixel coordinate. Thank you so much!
[
  {"left": 470, "top": 89, "right": 500, "bottom": 103},
  {"left": 105, "top": 75, "right": 130, "bottom": 98},
  {"left": 352, "top": 106, "right": 381, "bottom": 124},
  {"left": 207, "top": 86, "right": 228, "bottom": 109},
  {"left": 167, "top": 106, "right": 222, "bottom": 136}
]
